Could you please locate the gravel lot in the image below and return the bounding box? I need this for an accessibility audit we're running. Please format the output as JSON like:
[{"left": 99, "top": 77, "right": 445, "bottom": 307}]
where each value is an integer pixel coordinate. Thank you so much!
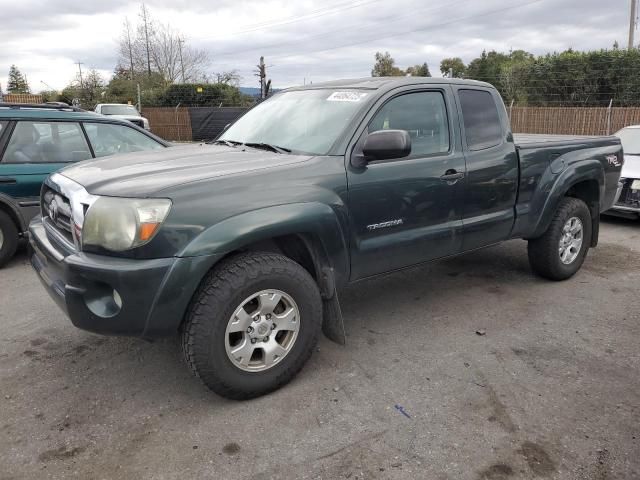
[{"left": 1, "top": 217, "right": 639, "bottom": 480}]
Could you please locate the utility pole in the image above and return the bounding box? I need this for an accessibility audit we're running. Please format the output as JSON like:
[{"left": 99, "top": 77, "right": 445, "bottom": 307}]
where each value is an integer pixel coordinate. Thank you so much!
[
  {"left": 630, "top": 0, "right": 638, "bottom": 49},
  {"left": 256, "top": 56, "right": 266, "bottom": 99},
  {"left": 178, "top": 37, "right": 186, "bottom": 83},
  {"left": 75, "top": 62, "right": 84, "bottom": 89}
]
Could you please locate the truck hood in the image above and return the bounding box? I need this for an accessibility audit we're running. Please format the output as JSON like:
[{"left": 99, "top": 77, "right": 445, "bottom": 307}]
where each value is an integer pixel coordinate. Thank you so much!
[
  {"left": 622, "top": 154, "right": 640, "bottom": 179},
  {"left": 59, "top": 143, "right": 313, "bottom": 197}
]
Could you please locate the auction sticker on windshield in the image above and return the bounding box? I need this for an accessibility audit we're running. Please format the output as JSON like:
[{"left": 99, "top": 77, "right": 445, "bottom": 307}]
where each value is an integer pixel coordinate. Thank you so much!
[{"left": 327, "top": 91, "right": 368, "bottom": 102}]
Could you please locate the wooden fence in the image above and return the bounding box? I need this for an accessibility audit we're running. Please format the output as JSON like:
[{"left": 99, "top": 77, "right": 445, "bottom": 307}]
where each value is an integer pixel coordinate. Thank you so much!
[
  {"left": 143, "top": 107, "right": 192, "bottom": 141},
  {"left": 143, "top": 105, "right": 640, "bottom": 142},
  {"left": 2, "top": 93, "right": 43, "bottom": 104},
  {"left": 509, "top": 106, "right": 640, "bottom": 136}
]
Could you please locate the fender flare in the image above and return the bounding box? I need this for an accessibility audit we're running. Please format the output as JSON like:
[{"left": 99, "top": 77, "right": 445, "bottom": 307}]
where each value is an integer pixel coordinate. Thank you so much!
[
  {"left": 179, "top": 202, "right": 350, "bottom": 286},
  {"left": 530, "top": 159, "right": 604, "bottom": 240}
]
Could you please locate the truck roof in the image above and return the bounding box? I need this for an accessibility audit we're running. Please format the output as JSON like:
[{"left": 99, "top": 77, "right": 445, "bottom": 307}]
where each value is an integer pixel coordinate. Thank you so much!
[{"left": 286, "top": 76, "right": 494, "bottom": 92}]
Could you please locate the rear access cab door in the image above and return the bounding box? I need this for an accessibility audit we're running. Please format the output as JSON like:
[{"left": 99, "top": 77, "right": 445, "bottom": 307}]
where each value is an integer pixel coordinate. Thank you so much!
[{"left": 452, "top": 86, "right": 519, "bottom": 251}]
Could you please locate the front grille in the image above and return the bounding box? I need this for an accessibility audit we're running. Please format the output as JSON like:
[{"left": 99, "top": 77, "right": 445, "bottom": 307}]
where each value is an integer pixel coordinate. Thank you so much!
[
  {"left": 41, "top": 185, "right": 74, "bottom": 243},
  {"left": 616, "top": 178, "right": 640, "bottom": 209}
]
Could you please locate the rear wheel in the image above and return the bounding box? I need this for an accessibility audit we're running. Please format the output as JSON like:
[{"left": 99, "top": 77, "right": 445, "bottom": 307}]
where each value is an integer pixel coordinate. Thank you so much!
[
  {"left": 181, "top": 252, "right": 322, "bottom": 400},
  {"left": 0, "top": 211, "right": 19, "bottom": 268},
  {"left": 528, "top": 197, "right": 592, "bottom": 280}
]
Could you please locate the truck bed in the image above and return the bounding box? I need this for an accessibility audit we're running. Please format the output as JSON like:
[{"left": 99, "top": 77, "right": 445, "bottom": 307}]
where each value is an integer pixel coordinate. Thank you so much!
[{"left": 514, "top": 133, "right": 614, "bottom": 149}]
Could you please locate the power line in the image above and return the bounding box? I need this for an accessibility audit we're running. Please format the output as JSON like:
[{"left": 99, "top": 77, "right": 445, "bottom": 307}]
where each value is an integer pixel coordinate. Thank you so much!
[
  {"left": 204, "top": 0, "right": 386, "bottom": 39},
  {"left": 210, "top": 0, "right": 470, "bottom": 58},
  {"left": 212, "top": 0, "right": 546, "bottom": 62}
]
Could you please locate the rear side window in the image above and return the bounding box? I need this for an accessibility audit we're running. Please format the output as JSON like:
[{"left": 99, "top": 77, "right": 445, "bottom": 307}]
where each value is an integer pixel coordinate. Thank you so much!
[
  {"left": 84, "top": 123, "right": 164, "bottom": 157},
  {"left": 2, "top": 121, "right": 92, "bottom": 163},
  {"left": 458, "top": 89, "right": 503, "bottom": 151}
]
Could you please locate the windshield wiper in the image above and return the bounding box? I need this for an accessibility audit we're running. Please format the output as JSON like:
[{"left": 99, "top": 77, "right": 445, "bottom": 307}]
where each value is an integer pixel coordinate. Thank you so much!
[
  {"left": 212, "top": 139, "right": 242, "bottom": 147},
  {"left": 243, "top": 142, "right": 292, "bottom": 154}
]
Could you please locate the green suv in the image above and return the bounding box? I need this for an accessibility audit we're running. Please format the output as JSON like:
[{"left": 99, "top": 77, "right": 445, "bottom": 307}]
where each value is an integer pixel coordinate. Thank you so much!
[{"left": 0, "top": 103, "right": 169, "bottom": 266}]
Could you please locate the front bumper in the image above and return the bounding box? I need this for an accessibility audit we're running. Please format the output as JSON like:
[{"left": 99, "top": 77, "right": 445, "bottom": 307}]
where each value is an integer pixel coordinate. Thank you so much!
[{"left": 29, "top": 218, "right": 217, "bottom": 338}]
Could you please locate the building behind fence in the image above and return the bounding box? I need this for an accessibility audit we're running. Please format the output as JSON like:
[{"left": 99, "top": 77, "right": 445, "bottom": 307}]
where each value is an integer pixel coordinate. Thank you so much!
[{"left": 142, "top": 105, "right": 640, "bottom": 142}]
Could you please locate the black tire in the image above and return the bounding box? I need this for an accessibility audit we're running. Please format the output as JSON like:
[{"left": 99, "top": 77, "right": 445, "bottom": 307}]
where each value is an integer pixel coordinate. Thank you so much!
[
  {"left": 181, "top": 252, "right": 322, "bottom": 400},
  {"left": 0, "top": 211, "right": 19, "bottom": 268},
  {"left": 528, "top": 197, "right": 592, "bottom": 281}
]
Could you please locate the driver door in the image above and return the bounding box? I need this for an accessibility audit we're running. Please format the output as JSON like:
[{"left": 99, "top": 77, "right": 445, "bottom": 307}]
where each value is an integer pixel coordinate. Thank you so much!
[{"left": 346, "top": 88, "right": 466, "bottom": 280}]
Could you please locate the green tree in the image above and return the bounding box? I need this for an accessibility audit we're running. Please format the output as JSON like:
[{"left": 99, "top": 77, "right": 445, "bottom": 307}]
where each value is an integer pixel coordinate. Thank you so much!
[
  {"left": 105, "top": 65, "right": 165, "bottom": 105},
  {"left": 448, "top": 47, "right": 640, "bottom": 106},
  {"left": 371, "top": 51, "right": 405, "bottom": 76},
  {"left": 7, "top": 65, "right": 30, "bottom": 94},
  {"left": 39, "top": 90, "right": 62, "bottom": 103},
  {"left": 466, "top": 50, "right": 510, "bottom": 82},
  {"left": 440, "top": 57, "right": 466, "bottom": 78},
  {"left": 154, "top": 83, "right": 253, "bottom": 107},
  {"left": 61, "top": 69, "right": 106, "bottom": 109},
  {"left": 405, "top": 62, "right": 431, "bottom": 77}
]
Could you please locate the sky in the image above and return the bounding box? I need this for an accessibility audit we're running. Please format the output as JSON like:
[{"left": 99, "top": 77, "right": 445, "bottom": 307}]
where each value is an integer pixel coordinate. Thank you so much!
[{"left": 0, "top": 0, "right": 633, "bottom": 92}]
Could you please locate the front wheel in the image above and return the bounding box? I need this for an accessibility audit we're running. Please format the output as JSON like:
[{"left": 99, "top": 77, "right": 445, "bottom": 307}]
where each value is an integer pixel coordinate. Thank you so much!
[
  {"left": 528, "top": 197, "right": 592, "bottom": 281},
  {"left": 181, "top": 252, "right": 322, "bottom": 400}
]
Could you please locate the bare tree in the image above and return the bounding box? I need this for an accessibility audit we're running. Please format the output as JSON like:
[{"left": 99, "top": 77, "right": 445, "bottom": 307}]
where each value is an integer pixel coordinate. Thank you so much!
[
  {"left": 215, "top": 70, "right": 241, "bottom": 86},
  {"left": 117, "top": 4, "right": 210, "bottom": 84},
  {"left": 119, "top": 18, "right": 136, "bottom": 80},
  {"left": 149, "top": 23, "right": 210, "bottom": 83},
  {"left": 139, "top": 3, "right": 153, "bottom": 77}
]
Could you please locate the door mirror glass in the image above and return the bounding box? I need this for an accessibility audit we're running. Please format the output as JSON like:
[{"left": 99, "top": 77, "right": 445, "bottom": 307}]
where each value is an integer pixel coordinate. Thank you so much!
[{"left": 362, "top": 129, "right": 411, "bottom": 162}]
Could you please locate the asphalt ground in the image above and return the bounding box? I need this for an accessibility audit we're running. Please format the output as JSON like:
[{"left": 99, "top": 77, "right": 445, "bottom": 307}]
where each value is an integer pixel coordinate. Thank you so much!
[{"left": 1, "top": 216, "right": 638, "bottom": 480}]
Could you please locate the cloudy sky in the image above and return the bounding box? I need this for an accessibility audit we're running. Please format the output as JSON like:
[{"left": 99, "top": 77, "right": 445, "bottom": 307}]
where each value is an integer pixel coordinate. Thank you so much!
[{"left": 0, "top": 0, "right": 632, "bottom": 92}]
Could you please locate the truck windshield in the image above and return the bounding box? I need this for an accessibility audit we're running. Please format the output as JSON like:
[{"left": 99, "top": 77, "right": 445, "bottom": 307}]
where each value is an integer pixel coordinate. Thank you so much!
[
  {"left": 615, "top": 127, "right": 640, "bottom": 154},
  {"left": 219, "top": 90, "right": 370, "bottom": 155},
  {"left": 101, "top": 105, "right": 140, "bottom": 116}
]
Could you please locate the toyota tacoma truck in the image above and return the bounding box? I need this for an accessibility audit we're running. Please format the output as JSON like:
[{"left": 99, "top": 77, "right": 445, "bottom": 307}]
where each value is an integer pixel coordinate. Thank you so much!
[{"left": 29, "top": 78, "right": 623, "bottom": 399}]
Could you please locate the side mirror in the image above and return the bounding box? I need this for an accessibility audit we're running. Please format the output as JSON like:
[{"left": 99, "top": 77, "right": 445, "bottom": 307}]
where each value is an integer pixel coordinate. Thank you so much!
[{"left": 362, "top": 129, "right": 411, "bottom": 162}]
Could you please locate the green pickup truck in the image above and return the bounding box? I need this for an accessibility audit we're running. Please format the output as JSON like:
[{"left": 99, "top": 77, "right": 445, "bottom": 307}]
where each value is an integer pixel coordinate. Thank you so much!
[{"left": 29, "top": 78, "right": 623, "bottom": 399}]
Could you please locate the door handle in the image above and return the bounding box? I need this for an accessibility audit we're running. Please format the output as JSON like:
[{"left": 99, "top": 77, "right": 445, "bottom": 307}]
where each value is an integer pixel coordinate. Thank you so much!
[
  {"left": 0, "top": 177, "right": 17, "bottom": 184},
  {"left": 440, "top": 170, "right": 464, "bottom": 182}
]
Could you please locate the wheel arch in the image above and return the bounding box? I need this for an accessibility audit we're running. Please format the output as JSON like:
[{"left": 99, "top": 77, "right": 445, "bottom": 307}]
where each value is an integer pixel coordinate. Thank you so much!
[
  {"left": 529, "top": 159, "right": 603, "bottom": 246},
  {"left": 163, "top": 203, "right": 350, "bottom": 336}
]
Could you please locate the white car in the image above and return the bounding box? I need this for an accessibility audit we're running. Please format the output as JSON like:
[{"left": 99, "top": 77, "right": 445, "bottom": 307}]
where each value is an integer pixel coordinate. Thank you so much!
[
  {"left": 611, "top": 125, "right": 640, "bottom": 218},
  {"left": 94, "top": 103, "right": 150, "bottom": 131}
]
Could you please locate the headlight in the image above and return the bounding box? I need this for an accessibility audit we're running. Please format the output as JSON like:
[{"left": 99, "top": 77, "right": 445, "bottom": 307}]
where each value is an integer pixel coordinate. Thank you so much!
[{"left": 82, "top": 197, "right": 171, "bottom": 251}]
